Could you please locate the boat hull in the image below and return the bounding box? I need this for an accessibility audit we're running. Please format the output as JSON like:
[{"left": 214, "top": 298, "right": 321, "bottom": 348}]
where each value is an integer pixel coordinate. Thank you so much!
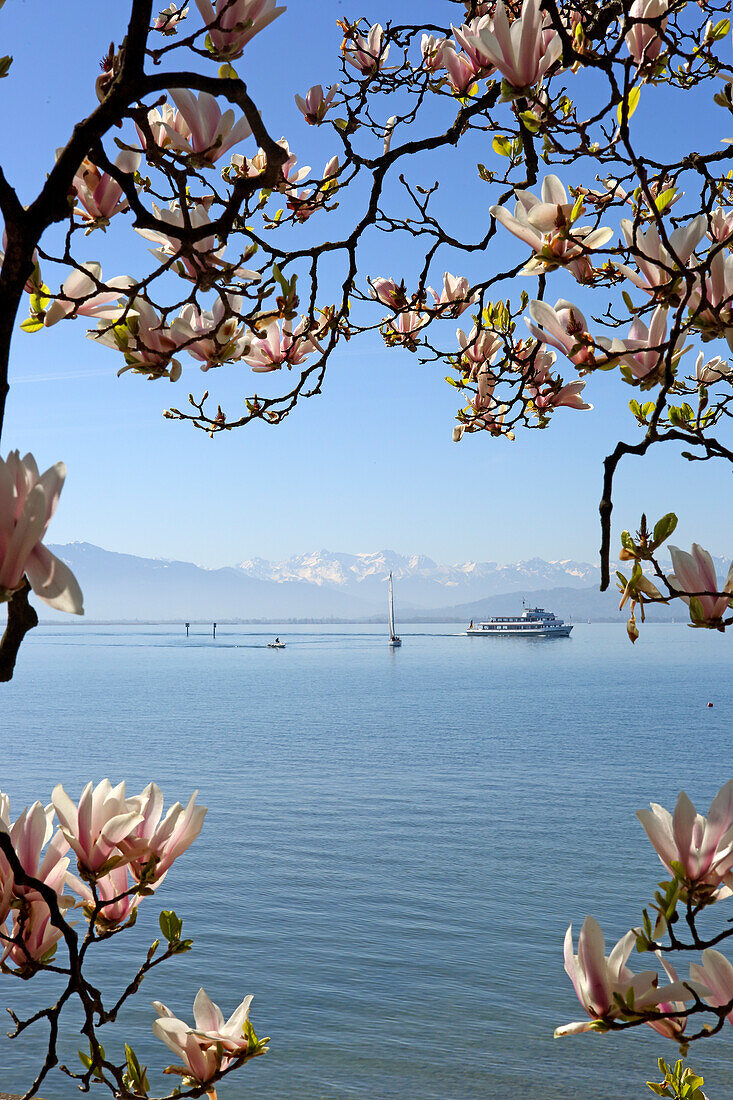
[{"left": 466, "top": 625, "right": 572, "bottom": 637}]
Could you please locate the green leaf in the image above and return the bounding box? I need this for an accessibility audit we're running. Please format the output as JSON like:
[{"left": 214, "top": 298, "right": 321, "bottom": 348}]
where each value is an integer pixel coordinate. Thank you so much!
[
  {"left": 617, "top": 85, "right": 641, "bottom": 124},
  {"left": 492, "top": 135, "right": 513, "bottom": 157},
  {"left": 629, "top": 398, "right": 642, "bottom": 419},
  {"left": 218, "top": 63, "right": 238, "bottom": 79},
  {"left": 621, "top": 530, "right": 636, "bottom": 552},
  {"left": 20, "top": 317, "right": 43, "bottom": 333},
  {"left": 653, "top": 513, "right": 677, "bottom": 545},
  {"left": 654, "top": 187, "right": 676, "bottom": 213}
]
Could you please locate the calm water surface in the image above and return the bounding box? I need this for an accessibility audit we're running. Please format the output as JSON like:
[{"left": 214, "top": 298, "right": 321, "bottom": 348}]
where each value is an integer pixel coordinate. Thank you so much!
[{"left": 1, "top": 622, "right": 732, "bottom": 1098}]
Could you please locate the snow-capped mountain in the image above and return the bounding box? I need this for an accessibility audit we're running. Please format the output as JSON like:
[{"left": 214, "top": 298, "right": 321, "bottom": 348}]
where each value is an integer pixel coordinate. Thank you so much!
[{"left": 236, "top": 549, "right": 601, "bottom": 607}]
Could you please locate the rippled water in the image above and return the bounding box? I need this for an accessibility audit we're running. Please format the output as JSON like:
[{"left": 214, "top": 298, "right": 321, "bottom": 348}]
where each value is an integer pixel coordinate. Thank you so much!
[{"left": 1, "top": 622, "right": 732, "bottom": 1098}]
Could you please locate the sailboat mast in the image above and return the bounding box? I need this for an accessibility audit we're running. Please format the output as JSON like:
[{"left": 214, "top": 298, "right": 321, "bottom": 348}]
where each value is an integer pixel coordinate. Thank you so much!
[{"left": 389, "top": 572, "right": 395, "bottom": 638}]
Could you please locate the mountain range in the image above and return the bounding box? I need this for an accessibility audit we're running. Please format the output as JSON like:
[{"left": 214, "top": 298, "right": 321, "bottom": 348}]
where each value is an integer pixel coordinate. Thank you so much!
[{"left": 30, "top": 543, "right": 706, "bottom": 622}]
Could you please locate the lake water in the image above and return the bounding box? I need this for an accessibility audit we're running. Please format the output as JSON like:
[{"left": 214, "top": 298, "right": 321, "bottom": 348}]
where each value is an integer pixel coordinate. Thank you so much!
[{"left": 1, "top": 622, "right": 732, "bottom": 1099}]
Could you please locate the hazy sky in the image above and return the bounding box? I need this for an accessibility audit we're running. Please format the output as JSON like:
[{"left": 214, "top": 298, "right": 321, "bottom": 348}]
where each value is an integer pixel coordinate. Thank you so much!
[{"left": 0, "top": 1, "right": 730, "bottom": 568}]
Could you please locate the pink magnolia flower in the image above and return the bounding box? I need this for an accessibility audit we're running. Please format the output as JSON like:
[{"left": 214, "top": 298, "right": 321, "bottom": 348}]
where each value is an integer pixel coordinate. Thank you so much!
[
  {"left": 709, "top": 207, "right": 733, "bottom": 244},
  {"left": 421, "top": 34, "right": 447, "bottom": 72},
  {"left": 116, "top": 783, "right": 206, "bottom": 883},
  {"left": 52, "top": 779, "right": 145, "bottom": 875},
  {"left": 523, "top": 347, "right": 592, "bottom": 412},
  {"left": 162, "top": 89, "right": 251, "bottom": 165},
  {"left": 135, "top": 201, "right": 259, "bottom": 283},
  {"left": 555, "top": 915, "right": 694, "bottom": 1036},
  {"left": 646, "top": 956, "right": 690, "bottom": 1042},
  {"left": 91, "top": 297, "right": 186, "bottom": 382},
  {"left": 287, "top": 155, "right": 340, "bottom": 221},
  {"left": 466, "top": 399, "right": 514, "bottom": 439},
  {"left": 668, "top": 544, "right": 733, "bottom": 627},
  {"left": 0, "top": 452, "right": 84, "bottom": 613},
  {"left": 172, "top": 296, "right": 250, "bottom": 371},
  {"left": 690, "top": 949, "right": 733, "bottom": 1024},
  {"left": 43, "top": 263, "right": 133, "bottom": 328},
  {"left": 294, "top": 84, "right": 339, "bottom": 125},
  {"left": 611, "top": 305, "right": 687, "bottom": 385},
  {"left": 152, "top": 988, "right": 255, "bottom": 1083},
  {"left": 72, "top": 149, "right": 141, "bottom": 226},
  {"left": 429, "top": 272, "right": 477, "bottom": 316},
  {"left": 625, "top": 0, "right": 668, "bottom": 67},
  {"left": 67, "top": 863, "right": 143, "bottom": 927},
  {"left": 695, "top": 351, "right": 731, "bottom": 385},
  {"left": 438, "top": 42, "right": 485, "bottom": 96},
  {"left": 637, "top": 779, "right": 733, "bottom": 889},
  {"left": 136, "top": 102, "right": 191, "bottom": 151},
  {"left": 617, "top": 216, "right": 706, "bottom": 296},
  {"left": 456, "top": 324, "right": 503, "bottom": 371},
  {"left": 369, "top": 277, "right": 408, "bottom": 311},
  {"left": 688, "top": 249, "right": 733, "bottom": 349},
  {"left": 154, "top": 3, "right": 188, "bottom": 33},
  {"left": 451, "top": 15, "right": 497, "bottom": 77},
  {"left": 469, "top": 0, "right": 562, "bottom": 92},
  {"left": 383, "top": 309, "right": 430, "bottom": 348},
  {"left": 242, "top": 317, "right": 320, "bottom": 372},
  {"left": 525, "top": 299, "right": 599, "bottom": 369},
  {"left": 490, "top": 176, "right": 613, "bottom": 281},
  {"left": 3, "top": 896, "right": 65, "bottom": 970},
  {"left": 342, "top": 23, "right": 389, "bottom": 76},
  {"left": 194, "top": 0, "right": 285, "bottom": 59}
]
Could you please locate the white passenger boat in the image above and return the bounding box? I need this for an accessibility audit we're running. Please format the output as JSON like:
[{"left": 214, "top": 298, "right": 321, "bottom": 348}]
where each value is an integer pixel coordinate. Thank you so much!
[{"left": 466, "top": 607, "right": 572, "bottom": 637}]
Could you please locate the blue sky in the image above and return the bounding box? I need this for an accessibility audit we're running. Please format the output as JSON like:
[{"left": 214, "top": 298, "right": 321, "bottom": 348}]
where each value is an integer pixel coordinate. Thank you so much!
[{"left": 0, "top": 1, "right": 730, "bottom": 568}]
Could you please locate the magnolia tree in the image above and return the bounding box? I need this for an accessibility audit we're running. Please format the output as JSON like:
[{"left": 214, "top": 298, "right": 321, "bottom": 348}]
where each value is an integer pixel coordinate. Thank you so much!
[
  {"left": 0, "top": 779, "right": 269, "bottom": 1099},
  {"left": 1, "top": 0, "right": 733, "bottom": 1095}
]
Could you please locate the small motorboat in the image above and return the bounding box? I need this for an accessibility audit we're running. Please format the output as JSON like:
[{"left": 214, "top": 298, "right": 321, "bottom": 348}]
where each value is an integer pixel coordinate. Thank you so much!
[{"left": 267, "top": 639, "right": 286, "bottom": 649}]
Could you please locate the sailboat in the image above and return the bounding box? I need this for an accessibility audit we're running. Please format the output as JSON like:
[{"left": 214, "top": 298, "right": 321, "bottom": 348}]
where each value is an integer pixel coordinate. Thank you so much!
[{"left": 388, "top": 572, "right": 402, "bottom": 647}]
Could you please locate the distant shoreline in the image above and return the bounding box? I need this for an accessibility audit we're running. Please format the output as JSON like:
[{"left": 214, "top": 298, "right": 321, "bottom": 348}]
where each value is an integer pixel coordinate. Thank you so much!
[{"left": 31, "top": 617, "right": 681, "bottom": 627}]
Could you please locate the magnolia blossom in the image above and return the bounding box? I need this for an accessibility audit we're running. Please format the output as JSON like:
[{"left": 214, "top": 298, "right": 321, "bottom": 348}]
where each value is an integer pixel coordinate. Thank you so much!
[
  {"left": 466, "top": 399, "right": 514, "bottom": 439},
  {"left": 525, "top": 299, "right": 599, "bottom": 369},
  {"left": 617, "top": 217, "right": 706, "bottom": 296},
  {"left": 91, "top": 297, "right": 186, "bottom": 381},
  {"left": 0, "top": 452, "right": 84, "bottom": 613},
  {"left": 287, "top": 156, "right": 340, "bottom": 222},
  {"left": 116, "top": 783, "right": 206, "bottom": 883},
  {"left": 72, "top": 149, "right": 141, "bottom": 225},
  {"left": 154, "top": 3, "right": 188, "bottom": 33},
  {"left": 689, "top": 950, "right": 733, "bottom": 1024},
  {"left": 668, "top": 544, "right": 733, "bottom": 627},
  {"left": 294, "top": 84, "right": 339, "bottom": 125},
  {"left": 421, "top": 33, "right": 447, "bottom": 72},
  {"left": 162, "top": 89, "right": 251, "bottom": 165},
  {"left": 555, "top": 916, "right": 694, "bottom": 1036},
  {"left": 194, "top": 0, "right": 285, "bottom": 59},
  {"left": 52, "top": 780, "right": 145, "bottom": 875},
  {"left": 429, "top": 272, "right": 476, "bottom": 316},
  {"left": 456, "top": 324, "right": 503, "bottom": 371},
  {"left": 136, "top": 102, "right": 191, "bottom": 151},
  {"left": 469, "top": 0, "right": 562, "bottom": 91},
  {"left": 695, "top": 351, "right": 731, "bottom": 385},
  {"left": 241, "top": 317, "right": 320, "bottom": 372},
  {"left": 451, "top": 15, "right": 496, "bottom": 77},
  {"left": 637, "top": 780, "right": 733, "bottom": 890},
  {"left": 610, "top": 305, "right": 687, "bottom": 385},
  {"left": 524, "top": 349, "right": 592, "bottom": 412},
  {"left": 0, "top": 800, "right": 73, "bottom": 970},
  {"left": 152, "top": 988, "right": 254, "bottom": 1083},
  {"left": 369, "top": 277, "right": 408, "bottom": 311},
  {"left": 688, "top": 249, "right": 733, "bottom": 349},
  {"left": 646, "top": 956, "right": 690, "bottom": 1042},
  {"left": 490, "top": 176, "right": 613, "bottom": 281},
  {"left": 172, "top": 296, "right": 250, "bottom": 371},
  {"left": 709, "top": 207, "right": 733, "bottom": 244},
  {"left": 342, "top": 23, "right": 389, "bottom": 76},
  {"left": 3, "top": 897, "right": 65, "bottom": 969},
  {"left": 135, "top": 201, "right": 259, "bottom": 283},
  {"left": 43, "top": 263, "right": 132, "bottom": 328},
  {"left": 383, "top": 309, "right": 429, "bottom": 348},
  {"left": 67, "top": 863, "right": 143, "bottom": 927},
  {"left": 625, "top": 0, "right": 669, "bottom": 67},
  {"left": 437, "top": 42, "right": 484, "bottom": 96}
]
